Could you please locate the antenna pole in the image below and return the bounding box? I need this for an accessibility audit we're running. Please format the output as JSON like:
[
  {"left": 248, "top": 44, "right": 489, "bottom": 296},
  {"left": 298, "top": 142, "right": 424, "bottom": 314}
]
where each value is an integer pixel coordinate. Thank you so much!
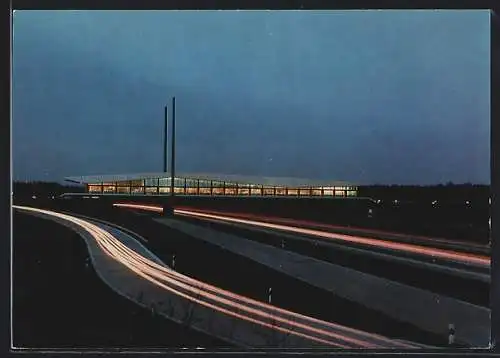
[
  {"left": 163, "top": 105, "right": 168, "bottom": 172},
  {"left": 170, "top": 97, "right": 176, "bottom": 199}
]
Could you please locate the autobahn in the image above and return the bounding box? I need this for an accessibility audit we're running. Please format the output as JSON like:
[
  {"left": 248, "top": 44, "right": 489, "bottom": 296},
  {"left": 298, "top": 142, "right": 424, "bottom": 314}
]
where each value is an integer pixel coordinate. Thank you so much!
[
  {"left": 13, "top": 205, "right": 425, "bottom": 349},
  {"left": 110, "top": 202, "right": 490, "bottom": 308},
  {"left": 112, "top": 203, "right": 489, "bottom": 272},
  {"left": 169, "top": 206, "right": 490, "bottom": 255}
]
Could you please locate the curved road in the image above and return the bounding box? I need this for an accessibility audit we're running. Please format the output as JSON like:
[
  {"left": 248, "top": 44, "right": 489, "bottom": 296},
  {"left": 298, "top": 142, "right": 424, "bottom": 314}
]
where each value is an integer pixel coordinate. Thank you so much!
[{"left": 13, "top": 205, "right": 424, "bottom": 349}]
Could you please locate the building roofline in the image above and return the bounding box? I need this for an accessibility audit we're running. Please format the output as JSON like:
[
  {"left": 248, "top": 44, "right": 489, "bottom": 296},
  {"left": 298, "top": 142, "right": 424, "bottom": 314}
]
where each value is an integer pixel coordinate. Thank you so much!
[{"left": 64, "top": 172, "right": 356, "bottom": 188}]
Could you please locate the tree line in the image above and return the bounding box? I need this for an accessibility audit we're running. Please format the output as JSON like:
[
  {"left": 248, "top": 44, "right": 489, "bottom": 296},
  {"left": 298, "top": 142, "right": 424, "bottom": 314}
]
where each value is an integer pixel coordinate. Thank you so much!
[
  {"left": 13, "top": 181, "right": 85, "bottom": 197},
  {"left": 358, "top": 183, "right": 489, "bottom": 203}
]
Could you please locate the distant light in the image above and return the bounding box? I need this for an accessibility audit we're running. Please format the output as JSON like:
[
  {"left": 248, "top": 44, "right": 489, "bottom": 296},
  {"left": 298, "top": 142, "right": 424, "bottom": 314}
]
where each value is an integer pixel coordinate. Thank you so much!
[
  {"left": 31, "top": 195, "right": 36, "bottom": 199},
  {"left": 377, "top": 199, "right": 381, "bottom": 204},
  {"left": 432, "top": 200, "right": 438, "bottom": 205},
  {"left": 91, "top": 196, "right": 99, "bottom": 199},
  {"left": 393, "top": 200, "right": 398, "bottom": 204},
  {"left": 51, "top": 196, "right": 54, "bottom": 200},
  {"left": 465, "top": 201, "right": 470, "bottom": 205}
]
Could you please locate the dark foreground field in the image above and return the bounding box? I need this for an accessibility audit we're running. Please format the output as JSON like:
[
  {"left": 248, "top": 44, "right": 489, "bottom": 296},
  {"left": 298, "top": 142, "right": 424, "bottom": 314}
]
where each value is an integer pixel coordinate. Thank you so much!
[
  {"left": 13, "top": 211, "right": 231, "bottom": 348},
  {"left": 29, "top": 199, "right": 459, "bottom": 347}
]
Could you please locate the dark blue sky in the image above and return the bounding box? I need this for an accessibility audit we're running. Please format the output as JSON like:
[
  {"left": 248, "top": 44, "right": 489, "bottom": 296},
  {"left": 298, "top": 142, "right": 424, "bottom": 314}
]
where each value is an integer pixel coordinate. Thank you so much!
[{"left": 12, "top": 10, "right": 490, "bottom": 185}]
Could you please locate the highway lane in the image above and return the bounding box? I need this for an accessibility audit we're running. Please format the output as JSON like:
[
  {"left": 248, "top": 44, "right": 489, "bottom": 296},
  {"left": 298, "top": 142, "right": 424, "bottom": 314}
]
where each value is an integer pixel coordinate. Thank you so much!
[
  {"left": 13, "top": 205, "right": 423, "bottom": 349},
  {"left": 171, "top": 206, "right": 490, "bottom": 255},
  {"left": 111, "top": 203, "right": 490, "bottom": 269},
  {"left": 51, "top": 201, "right": 467, "bottom": 345},
  {"left": 110, "top": 202, "right": 489, "bottom": 306}
]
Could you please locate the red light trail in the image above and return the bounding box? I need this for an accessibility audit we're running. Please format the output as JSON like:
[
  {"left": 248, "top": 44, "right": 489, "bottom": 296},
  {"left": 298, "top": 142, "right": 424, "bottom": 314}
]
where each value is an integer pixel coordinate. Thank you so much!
[{"left": 112, "top": 203, "right": 490, "bottom": 268}]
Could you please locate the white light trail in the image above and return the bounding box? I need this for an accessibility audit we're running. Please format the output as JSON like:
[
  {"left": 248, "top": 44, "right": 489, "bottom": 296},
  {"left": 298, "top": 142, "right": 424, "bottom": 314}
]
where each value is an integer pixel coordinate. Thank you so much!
[
  {"left": 14, "top": 205, "right": 421, "bottom": 349},
  {"left": 112, "top": 203, "right": 490, "bottom": 267}
]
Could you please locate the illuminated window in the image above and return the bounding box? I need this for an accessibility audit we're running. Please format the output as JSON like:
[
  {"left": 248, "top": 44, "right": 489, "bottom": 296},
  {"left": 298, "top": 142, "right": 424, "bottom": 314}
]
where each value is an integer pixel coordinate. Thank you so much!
[
  {"left": 158, "top": 178, "right": 170, "bottom": 187},
  {"left": 275, "top": 188, "right": 286, "bottom": 195},
  {"left": 146, "top": 187, "right": 158, "bottom": 195},
  {"left": 117, "top": 186, "right": 130, "bottom": 194},
  {"left": 116, "top": 181, "right": 129, "bottom": 186},
  {"left": 198, "top": 180, "right": 211, "bottom": 188},
  {"left": 186, "top": 187, "right": 198, "bottom": 195},
  {"left": 145, "top": 178, "right": 158, "bottom": 186},
  {"left": 347, "top": 190, "right": 357, "bottom": 196},
  {"left": 131, "top": 187, "right": 144, "bottom": 194},
  {"left": 263, "top": 188, "right": 274, "bottom": 195},
  {"left": 323, "top": 189, "right": 334, "bottom": 196},
  {"left": 199, "top": 187, "right": 211, "bottom": 195},
  {"left": 159, "top": 187, "right": 171, "bottom": 194},
  {"left": 158, "top": 177, "right": 184, "bottom": 187},
  {"left": 212, "top": 180, "right": 223, "bottom": 187},
  {"left": 238, "top": 188, "right": 250, "bottom": 195},
  {"left": 225, "top": 188, "right": 237, "bottom": 195},
  {"left": 287, "top": 189, "right": 298, "bottom": 196},
  {"left": 212, "top": 188, "right": 224, "bottom": 195},
  {"left": 225, "top": 181, "right": 238, "bottom": 188},
  {"left": 88, "top": 185, "right": 102, "bottom": 193},
  {"left": 312, "top": 189, "right": 322, "bottom": 196},
  {"left": 335, "top": 190, "right": 345, "bottom": 197},
  {"left": 130, "top": 179, "right": 145, "bottom": 187},
  {"left": 172, "top": 178, "right": 184, "bottom": 187},
  {"left": 103, "top": 185, "right": 116, "bottom": 193},
  {"left": 174, "top": 187, "right": 185, "bottom": 194},
  {"left": 250, "top": 188, "right": 262, "bottom": 195},
  {"left": 185, "top": 179, "right": 197, "bottom": 187},
  {"left": 299, "top": 189, "right": 310, "bottom": 196}
]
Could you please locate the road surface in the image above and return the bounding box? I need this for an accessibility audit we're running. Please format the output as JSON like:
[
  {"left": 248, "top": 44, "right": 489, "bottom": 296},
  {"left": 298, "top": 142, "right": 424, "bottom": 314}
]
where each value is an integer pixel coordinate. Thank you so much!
[
  {"left": 112, "top": 203, "right": 490, "bottom": 270},
  {"left": 13, "top": 205, "right": 424, "bottom": 349}
]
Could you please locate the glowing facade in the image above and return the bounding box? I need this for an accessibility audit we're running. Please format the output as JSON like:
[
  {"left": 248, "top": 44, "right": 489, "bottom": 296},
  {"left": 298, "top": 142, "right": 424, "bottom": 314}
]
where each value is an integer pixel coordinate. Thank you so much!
[{"left": 65, "top": 172, "right": 357, "bottom": 198}]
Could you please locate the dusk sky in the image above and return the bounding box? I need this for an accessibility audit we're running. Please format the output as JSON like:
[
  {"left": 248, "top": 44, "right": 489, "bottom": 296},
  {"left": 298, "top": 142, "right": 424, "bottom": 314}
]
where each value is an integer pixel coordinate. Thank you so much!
[{"left": 12, "top": 10, "right": 490, "bottom": 185}]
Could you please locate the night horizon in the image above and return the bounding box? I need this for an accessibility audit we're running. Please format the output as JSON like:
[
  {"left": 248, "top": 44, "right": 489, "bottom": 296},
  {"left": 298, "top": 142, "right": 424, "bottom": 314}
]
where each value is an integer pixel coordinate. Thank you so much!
[
  {"left": 11, "top": 10, "right": 492, "bottom": 349},
  {"left": 12, "top": 10, "right": 490, "bottom": 186}
]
